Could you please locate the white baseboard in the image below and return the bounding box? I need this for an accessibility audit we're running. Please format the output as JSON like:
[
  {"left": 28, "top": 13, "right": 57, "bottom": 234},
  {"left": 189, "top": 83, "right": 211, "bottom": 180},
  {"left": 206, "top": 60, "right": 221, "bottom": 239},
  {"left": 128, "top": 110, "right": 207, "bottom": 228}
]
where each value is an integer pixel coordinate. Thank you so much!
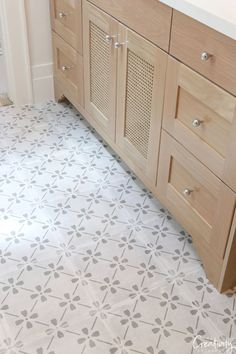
[{"left": 31, "top": 62, "right": 54, "bottom": 103}]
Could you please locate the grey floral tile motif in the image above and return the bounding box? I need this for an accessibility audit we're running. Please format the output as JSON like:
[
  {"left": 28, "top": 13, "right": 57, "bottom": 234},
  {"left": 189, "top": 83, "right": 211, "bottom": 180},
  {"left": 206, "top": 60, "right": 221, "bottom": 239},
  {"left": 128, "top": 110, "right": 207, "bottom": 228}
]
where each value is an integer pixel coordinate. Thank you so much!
[{"left": 0, "top": 101, "right": 235, "bottom": 354}]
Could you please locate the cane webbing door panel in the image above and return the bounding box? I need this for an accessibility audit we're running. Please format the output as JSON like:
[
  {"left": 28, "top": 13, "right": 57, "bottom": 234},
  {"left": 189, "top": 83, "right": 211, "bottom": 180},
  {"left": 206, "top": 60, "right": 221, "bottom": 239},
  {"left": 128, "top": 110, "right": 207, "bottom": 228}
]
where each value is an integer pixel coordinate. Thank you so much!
[
  {"left": 83, "top": 2, "right": 118, "bottom": 140},
  {"left": 116, "top": 25, "right": 168, "bottom": 184}
]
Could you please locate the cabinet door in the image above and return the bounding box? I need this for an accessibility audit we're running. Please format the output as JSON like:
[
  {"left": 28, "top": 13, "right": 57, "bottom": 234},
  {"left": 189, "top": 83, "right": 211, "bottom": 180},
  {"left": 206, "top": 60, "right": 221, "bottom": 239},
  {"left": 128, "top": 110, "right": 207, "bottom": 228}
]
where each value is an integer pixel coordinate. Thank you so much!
[
  {"left": 116, "top": 26, "right": 167, "bottom": 184},
  {"left": 83, "top": 2, "right": 118, "bottom": 140},
  {"left": 50, "top": 0, "right": 82, "bottom": 54}
]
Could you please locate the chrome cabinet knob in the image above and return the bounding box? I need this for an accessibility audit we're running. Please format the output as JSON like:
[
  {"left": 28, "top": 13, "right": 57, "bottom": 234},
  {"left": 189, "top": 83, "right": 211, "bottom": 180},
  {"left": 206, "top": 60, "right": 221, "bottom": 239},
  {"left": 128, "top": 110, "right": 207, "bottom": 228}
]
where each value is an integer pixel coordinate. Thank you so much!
[
  {"left": 105, "top": 35, "right": 113, "bottom": 43},
  {"left": 192, "top": 119, "right": 202, "bottom": 128},
  {"left": 105, "top": 35, "right": 118, "bottom": 43},
  {"left": 61, "top": 65, "right": 73, "bottom": 72},
  {"left": 58, "top": 12, "right": 66, "bottom": 19},
  {"left": 114, "top": 42, "right": 122, "bottom": 49},
  {"left": 201, "top": 52, "right": 212, "bottom": 61},
  {"left": 183, "top": 189, "right": 193, "bottom": 197},
  {"left": 114, "top": 41, "right": 128, "bottom": 49}
]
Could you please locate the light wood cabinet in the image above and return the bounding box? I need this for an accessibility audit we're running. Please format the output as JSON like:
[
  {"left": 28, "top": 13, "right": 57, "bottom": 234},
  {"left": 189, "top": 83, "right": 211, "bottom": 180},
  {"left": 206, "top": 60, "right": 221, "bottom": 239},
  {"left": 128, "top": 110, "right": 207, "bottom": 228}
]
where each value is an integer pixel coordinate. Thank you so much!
[
  {"left": 83, "top": 2, "right": 118, "bottom": 140},
  {"left": 116, "top": 26, "right": 167, "bottom": 184},
  {"left": 50, "top": 0, "right": 83, "bottom": 54},
  {"left": 50, "top": 0, "right": 236, "bottom": 292}
]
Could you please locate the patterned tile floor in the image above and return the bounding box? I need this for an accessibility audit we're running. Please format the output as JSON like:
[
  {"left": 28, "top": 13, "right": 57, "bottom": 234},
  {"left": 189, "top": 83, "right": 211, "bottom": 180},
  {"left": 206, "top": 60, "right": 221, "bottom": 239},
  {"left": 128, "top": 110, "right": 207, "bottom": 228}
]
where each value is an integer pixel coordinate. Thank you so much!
[{"left": 0, "top": 101, "right": 235, "bottom": 354}]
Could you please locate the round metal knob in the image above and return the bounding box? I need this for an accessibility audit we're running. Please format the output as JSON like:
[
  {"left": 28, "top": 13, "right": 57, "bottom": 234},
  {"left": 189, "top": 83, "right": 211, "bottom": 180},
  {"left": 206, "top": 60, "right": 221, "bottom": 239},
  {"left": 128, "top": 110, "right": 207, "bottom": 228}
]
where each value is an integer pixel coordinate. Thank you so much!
[
  {"left": 183, "top": 189, "right": 193, "bottom": 197},
  {"left": 61, "top": 65, "right": 68, "bottom": 72},
  {"left": 114, "top": 41, "right": 128, "bottom": 49},
  {"left": 105, "top": 35, "right": 112, "bottom": 43},
  {"left": 201, "top": 52, "right": 212, "bottom": 61},
  {"left": 58, "top": 12, "right": 66, "bottom": 19},
  {"left": 114, "top": 42, "right": 122, "bottom": 49},
  {"left": 192, "top": 119, "right": 202, "bottom": 128}
]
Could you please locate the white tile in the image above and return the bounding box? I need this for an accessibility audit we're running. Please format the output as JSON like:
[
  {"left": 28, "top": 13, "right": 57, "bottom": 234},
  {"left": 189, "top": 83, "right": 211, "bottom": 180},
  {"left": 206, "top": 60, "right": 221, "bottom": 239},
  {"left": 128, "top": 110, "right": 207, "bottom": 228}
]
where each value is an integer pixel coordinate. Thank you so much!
[{"left": 0, "top": 102, "right": 235, "bottom": 354}]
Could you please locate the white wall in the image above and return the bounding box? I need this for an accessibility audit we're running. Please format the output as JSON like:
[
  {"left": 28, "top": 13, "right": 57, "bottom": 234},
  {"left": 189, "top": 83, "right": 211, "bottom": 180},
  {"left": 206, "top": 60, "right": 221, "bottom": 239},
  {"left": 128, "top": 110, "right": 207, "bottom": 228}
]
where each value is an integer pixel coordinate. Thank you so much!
[
  {"left": 0, "top": 16, "right": 8, "bottom": 94},
  {"left": 26, "top": 0, "right": 54, "bottom": 102}
]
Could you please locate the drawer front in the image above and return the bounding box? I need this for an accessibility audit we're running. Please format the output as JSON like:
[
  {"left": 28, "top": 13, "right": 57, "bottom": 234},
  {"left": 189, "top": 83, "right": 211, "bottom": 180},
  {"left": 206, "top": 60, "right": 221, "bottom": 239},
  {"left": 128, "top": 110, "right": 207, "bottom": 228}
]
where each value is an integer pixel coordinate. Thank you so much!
[
  {"left": 163, "top": 57, "right": 236, "bottom": 187},
  {"left": 170, "top": 11, "right": 236, "bottom": 96},
  {"left": 87, "top": 0, "right": 172, "bottom": 51},
  {"left": 156, "top": 131, "right": 235, "bottom": 259},
  {"left": 50, "top": 0, "right": 82, "bottom": 53},
  {"left": 52, "top": 32, "right": 84, "bottom": 106}
]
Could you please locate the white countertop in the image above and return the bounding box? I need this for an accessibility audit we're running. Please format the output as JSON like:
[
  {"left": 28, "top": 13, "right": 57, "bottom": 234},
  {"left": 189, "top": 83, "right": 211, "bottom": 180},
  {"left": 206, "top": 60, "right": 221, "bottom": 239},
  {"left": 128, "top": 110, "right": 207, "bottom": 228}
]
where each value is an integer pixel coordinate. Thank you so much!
[{"left": 159, "top": 0, "right": 236, "bottom": 40}]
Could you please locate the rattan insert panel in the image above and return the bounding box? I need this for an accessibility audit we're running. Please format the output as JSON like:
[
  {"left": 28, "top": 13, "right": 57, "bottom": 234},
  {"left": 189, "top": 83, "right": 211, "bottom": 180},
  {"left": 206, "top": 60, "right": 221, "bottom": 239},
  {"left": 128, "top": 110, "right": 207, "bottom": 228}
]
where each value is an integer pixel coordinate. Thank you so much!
[
  {"left": 89, "top": 22, "right": 111, "bottom": 118},
  {"left": 124, "top": 50, "right": 154, "bottom": 159}
]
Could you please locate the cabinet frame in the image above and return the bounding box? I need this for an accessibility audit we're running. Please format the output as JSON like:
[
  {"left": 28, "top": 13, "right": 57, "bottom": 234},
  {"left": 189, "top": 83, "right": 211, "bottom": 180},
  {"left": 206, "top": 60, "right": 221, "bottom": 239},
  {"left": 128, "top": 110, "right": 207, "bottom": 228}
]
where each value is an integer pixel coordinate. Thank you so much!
[{"left": 219, "top": 206, "right": 236, "bottom": 291}]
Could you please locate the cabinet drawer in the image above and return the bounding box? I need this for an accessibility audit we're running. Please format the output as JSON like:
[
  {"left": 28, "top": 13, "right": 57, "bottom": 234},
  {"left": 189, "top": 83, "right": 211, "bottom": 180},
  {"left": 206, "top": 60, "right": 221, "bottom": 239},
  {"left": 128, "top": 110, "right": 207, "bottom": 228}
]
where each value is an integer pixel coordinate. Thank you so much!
[
  {"left": 163, "top": 57, "right": 236, "bottom": 188},
  {"left": 52, "top": 32, "right": 84, "bottom": 106},
  {"left": 156, "top": 131, "right": 235, "bottom": 260},
  {"left": 50, "top": 0, "right": 82, "bottom": 54},
  {"left": 170, "top": 11, "right": 236, "bottom": 96},
  {"left": 87, "top": 0, "right": 172, "bottom": 51}
]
